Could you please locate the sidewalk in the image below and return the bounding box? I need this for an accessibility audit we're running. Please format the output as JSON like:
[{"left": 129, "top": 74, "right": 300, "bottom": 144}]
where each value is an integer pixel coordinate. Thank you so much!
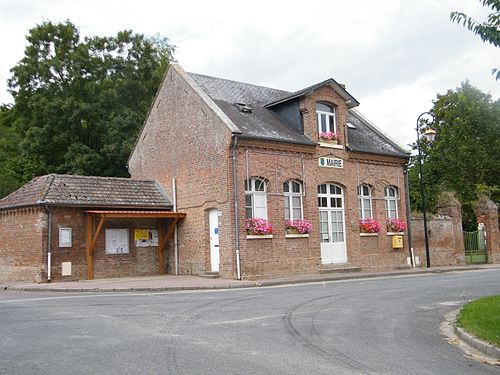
[{"left": 1, "top": 264, "right": 499, "bottom": 293}]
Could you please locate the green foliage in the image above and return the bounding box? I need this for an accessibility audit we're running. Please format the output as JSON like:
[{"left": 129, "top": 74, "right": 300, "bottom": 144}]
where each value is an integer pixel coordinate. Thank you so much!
[
  {"left": 0, "top": 20, "right": 174, "bottom": 197},
  {"left": 408, "top": 82, "right": 500, "bottom": 230},
  {"left": 458, "top": 295, "right": 500, "bottom": 346},
  {"left": 450, "top": 0, "right": 500, "bottom": 79}
]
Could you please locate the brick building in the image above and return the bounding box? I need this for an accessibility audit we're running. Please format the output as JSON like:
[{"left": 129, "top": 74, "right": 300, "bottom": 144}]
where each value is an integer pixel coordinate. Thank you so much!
[
  {"left": 128, "top": 64, "right": 411, "bottom": 279},
  {"left": 0, "top": 175, "right": 184, "bottom": 282}
]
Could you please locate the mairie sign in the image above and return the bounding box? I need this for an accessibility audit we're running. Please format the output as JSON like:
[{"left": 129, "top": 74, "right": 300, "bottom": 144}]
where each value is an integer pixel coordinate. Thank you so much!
[{"left": 318, "top": 157, "right": 343, "bottom": 169}]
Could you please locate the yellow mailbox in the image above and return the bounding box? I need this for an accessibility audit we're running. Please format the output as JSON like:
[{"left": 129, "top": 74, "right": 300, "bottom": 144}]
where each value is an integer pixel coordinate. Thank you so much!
[{"left": 392, "top": 235, "right": 403, "bottom": 249}]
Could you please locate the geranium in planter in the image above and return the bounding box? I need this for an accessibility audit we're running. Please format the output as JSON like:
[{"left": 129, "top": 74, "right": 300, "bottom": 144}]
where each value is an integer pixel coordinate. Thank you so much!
[
  {"left": 319, "top": 131, "right": 338, "bottom": 143},
  {"left": 245, "top": 218, "right": 273, "bottom": 235},
  {"left": 359, "top": 218, "right": 382, "bottom": 233},
  {"left": 386, "top": 218, "right": 407, "bottom": 233},
  {"left": 285, "top": 219, "right": 312, "bottom": 234}
]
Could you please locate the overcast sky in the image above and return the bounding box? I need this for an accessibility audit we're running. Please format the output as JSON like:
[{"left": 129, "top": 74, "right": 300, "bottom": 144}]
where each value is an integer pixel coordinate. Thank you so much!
[{"left": 0, "top": 0, "right": 498, "bottom": 149}]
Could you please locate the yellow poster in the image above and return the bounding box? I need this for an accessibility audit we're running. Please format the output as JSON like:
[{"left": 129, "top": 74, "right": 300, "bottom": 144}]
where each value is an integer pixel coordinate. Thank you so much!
[{"left": 134, "top": 229, "right": 149, "bottom": 241}]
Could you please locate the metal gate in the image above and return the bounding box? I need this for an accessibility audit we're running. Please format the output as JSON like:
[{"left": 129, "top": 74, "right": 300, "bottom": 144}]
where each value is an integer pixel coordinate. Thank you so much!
[{"left": 463, "top": 225, "right": 487, "bottom": 264}]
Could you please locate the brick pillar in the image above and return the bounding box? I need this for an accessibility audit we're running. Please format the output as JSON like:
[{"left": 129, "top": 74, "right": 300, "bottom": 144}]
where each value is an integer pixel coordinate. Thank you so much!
[
  {"left": 436, "top": 192, "right": 465, "bottom": 265},
  {"left": 474, "top": 196, "right": 500, "bottom": 264}
]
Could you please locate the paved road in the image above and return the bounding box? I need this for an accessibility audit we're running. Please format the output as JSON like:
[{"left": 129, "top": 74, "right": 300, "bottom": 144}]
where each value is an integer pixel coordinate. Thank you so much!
[{"left": 0, "top": 269, "right": 499, "bottom": 374}]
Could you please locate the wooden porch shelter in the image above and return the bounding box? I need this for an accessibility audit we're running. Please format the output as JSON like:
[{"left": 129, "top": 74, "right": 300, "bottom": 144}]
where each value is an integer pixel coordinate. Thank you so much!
[{"left": 84, "top": 210, "right": 186, "bottom": 279}]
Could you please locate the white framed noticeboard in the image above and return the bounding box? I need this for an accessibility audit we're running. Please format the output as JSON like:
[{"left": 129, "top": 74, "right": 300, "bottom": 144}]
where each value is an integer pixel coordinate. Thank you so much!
[
  {"left": 59, "top": 228, "right": 72, "bottom": 248},
  {"left": 105, "top": 228, "right": 129, "bottom": 254}
]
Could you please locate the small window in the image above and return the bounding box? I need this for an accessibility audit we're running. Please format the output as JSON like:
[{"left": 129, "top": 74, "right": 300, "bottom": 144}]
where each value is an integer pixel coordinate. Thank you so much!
[
  {"left": 358, "top": 185, "right": 373, "bottom": 219},
  {"left": 59, "top": 228, "right": 72, "bottom": 248},
  {"left": 284, "top": 180, "right": 303, "bottom": 220},
  {"left": 385, "top": 186, "right": 399, "bottom": 219},
  {"left": 316, "top": 102, "right": 336, "bottom": 134},
  {"left": 245, "top": 178, "right": 267, "bottom": 219}
]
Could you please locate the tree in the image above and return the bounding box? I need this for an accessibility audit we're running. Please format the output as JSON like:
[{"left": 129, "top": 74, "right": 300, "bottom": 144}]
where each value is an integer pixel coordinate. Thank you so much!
[
  {"left": 0, "top": 20, "right": 174, "bottom": 197},
  {"left": 408, "top": 82, "right": 500, "bottom": 230},
  {"left": 450, "top": 0, "right": 500, "bottom": 79}
]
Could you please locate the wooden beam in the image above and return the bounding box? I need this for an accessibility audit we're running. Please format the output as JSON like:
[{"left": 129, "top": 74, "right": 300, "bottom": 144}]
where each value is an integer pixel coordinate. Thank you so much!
[
  {"left": 86, "top": 214, "right": 94, "bottom": 280},
  {"left": 91, "top": 215, "right": 106, "bottom": 251}
]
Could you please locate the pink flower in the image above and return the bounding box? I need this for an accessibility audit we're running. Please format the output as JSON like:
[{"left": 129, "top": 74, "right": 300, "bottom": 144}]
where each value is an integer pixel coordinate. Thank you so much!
[
  {"left": 386, "top": 218, "right": 407, "bottom": 232},
  {"left": 285, "top": 219, "right": 312, "bottom": 234},
  {"left": 359, "top": 218, "right": 382, "bottom": 233},
  {"left": 319, "top": 131, "right": 338, "bottom": 140},
  {"left": 245, "top": 218, "right": 273, "bottom": 235}
]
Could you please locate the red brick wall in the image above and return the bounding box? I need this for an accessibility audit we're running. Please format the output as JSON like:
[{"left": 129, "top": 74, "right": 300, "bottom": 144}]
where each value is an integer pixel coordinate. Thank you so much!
[
  {"left": 128, "top": 68, "right": 411, "bottom": 279},
  {"left": 128, "top": 65, "right": 237, "bottom": 278},
  {"left": 234, "top": 138, "right": 409, "bottom": 278},
  {"left": 0, "top": 207, "right": 46, "bottom": 283}
]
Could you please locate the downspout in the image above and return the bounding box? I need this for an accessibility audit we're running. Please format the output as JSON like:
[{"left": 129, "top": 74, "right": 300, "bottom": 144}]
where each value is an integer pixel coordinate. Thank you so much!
[
  {"left": 43, "top": 204, "right": 53, "bottom": 282},
  {"left": 232, "top": 135, "right": 242, "bottom": 280},
  {"left": 172, "top": 177, "right": 179, "bottom": 275},
  {"left": 404, "top": 164, "right": 414, "bottom": 267}
]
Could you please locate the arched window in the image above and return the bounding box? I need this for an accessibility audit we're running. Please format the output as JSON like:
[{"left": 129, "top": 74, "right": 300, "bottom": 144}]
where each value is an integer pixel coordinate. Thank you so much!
[
  {"left": 358, "top": 184, "right": 373, "bottom": 219},
  {"left": 316, "top": 102, "right": 336, "bottom": 134},
  {"left": 385, "top": 186, "right": 398, "bottom": 219},
  {"left": 245, "top": 178, "right": 267, "bottom": 219},
  {"left": 284, "top": 180, "right": 303, "bottom": 220}
]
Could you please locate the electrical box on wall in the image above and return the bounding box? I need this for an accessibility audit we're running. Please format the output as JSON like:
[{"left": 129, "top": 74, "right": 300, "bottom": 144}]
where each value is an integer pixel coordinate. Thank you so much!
[
  {"left": 392, "top": 235, "right": 403, "bottom": 249},
  {"left": 61, "top": 262, "right": 72, "bottom": 276}
]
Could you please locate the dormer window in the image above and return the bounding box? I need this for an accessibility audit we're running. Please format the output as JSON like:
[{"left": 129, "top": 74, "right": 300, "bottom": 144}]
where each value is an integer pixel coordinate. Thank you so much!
[{"left": 316, "top": 103, "right": 336, "bottom": 134}]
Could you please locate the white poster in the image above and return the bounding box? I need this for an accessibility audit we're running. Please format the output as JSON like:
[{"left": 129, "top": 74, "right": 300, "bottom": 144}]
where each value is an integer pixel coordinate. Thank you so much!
[{"left": 105, "top": 228, "right": 129, "bottom": 254}]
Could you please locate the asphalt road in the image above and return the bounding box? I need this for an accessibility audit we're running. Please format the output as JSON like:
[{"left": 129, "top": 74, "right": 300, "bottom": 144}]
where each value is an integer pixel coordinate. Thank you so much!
[{"left": 1, "top": 269, "right": 499, "bottom": 374}]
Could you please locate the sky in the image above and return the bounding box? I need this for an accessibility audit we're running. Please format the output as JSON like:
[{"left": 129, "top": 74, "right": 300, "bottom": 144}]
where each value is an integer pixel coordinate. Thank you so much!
[{"left": 0, "top": 0, "right": 499, "bottom": 149}]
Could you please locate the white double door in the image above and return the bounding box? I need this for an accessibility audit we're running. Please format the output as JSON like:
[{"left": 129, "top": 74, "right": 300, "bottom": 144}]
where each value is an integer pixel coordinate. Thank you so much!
[{"left": 318, "top": 184, "right": 347, "bottom": 264}]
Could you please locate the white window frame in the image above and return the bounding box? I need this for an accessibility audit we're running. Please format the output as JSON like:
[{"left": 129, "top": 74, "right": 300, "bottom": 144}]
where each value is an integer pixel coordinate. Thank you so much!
[
  {"left": 245, "top": 178, "right": 268, "bottom": 219},
  {"left": 358, "top": 184, "right": 373, "bottom": 219},
  {"left": 385, "top": 186, "right": 399, "bottom": 219},
  {"left": 284, "top": 180, "right": 304, "bottom": 221},
  {"left": 316, "top": 103, "right": 336, "bottom": 134},
  {"left": 59, "top": 228, "right": 72, "bottom": 248}
]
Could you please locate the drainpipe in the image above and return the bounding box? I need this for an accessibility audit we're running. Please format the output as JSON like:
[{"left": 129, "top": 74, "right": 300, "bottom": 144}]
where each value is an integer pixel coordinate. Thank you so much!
[
  {"left": 232, "top": 135, "right": 242, "bottom": 280},
  {"left": 172, "top": 177, "right": 179, "bottom": 275},
  {"left": 43, "top": 204, "right": 53, "bottom": 282},
  {"left": 404, "top": 165, "right": 414, "bottom": 267}
]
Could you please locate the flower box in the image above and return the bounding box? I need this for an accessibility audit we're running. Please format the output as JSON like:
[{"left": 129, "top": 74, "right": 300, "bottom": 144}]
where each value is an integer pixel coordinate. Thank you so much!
[
  {"left": 285, "top": 233, "right": 310, "bottom": 239},
  {"left": 386, "top": 218, "right": 407, "bottom": 233},
  {"left": 285, "top": 219, "right": 312, "bottom": 235},
  {"left": 360, "top": 232, "right": 379, "bottom": 237},
  {"left": 359, "top": 218, "right": 382, "bottom": 234},
  {"left": 246, "top": 234, "right": 274, "bottom": 239},
  {"left": 245, "top": 218, "right": 273, "bottom": 235},
  {"left": 387, "top": 232, "right": 404, "bottom": 236}
]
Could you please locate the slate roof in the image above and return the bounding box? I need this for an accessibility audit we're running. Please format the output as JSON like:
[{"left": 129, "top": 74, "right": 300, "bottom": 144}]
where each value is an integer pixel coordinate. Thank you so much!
[
  {"left": 188, "top": 72, "right": 408, "bottom": 157},
  {"left": 0, "top": 174, "right": 172, "bottom": 210},
  {"left": 347, "top": 110, "right": 409, "bottom": 158},
  {"left": 189, "top": 73, "right": 316, "bottom": 145}
]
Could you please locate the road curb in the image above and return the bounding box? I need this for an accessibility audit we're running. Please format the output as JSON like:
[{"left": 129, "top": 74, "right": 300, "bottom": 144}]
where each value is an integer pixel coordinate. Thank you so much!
[
  {"left": 454, "top": 325, "right": 500, "bottom": 359},
  {"left": 2, "top": 266, "right": 496, "bottom": 293}
]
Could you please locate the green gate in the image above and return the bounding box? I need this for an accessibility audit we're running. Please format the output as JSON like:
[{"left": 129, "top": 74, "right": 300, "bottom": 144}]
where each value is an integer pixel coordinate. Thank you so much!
[{"left": 463, "top": 229, "right": 487, "bottom": 264}]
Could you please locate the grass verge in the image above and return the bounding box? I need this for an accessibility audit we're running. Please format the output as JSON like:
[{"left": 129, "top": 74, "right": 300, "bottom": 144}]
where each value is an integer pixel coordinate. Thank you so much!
[{"left": 458, "top": 295, "right": 500, "bottom": 346}]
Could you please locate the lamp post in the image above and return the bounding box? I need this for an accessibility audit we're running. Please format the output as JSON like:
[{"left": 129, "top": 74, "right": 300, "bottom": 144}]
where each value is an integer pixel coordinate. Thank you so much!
[{"left": 416, "top": 112, "right": 436, "bottom": 268}]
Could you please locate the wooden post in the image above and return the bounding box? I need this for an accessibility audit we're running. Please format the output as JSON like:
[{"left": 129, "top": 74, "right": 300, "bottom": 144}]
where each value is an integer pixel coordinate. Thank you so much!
[
  {"left": 158, "top": 221, "right": 165, "bottom": 275},
  {"left": 86, "top": 214, "right": 94, "bottom": 280}
]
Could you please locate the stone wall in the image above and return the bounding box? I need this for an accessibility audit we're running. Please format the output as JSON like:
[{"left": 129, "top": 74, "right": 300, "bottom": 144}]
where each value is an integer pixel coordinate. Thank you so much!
[{"left": 411, "top": 192, "right": 465, "bottom": 267}]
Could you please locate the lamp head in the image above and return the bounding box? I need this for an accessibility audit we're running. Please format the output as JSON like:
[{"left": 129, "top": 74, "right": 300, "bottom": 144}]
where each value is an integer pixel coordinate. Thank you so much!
[{"left": 423, "top": 128, "right": 436, "bottom": 142}]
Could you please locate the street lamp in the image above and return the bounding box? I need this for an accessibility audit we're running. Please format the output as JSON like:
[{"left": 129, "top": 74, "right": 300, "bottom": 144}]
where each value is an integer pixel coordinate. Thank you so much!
[{"left": 416, "top": 112, "right": 436, "bottom": 268}]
